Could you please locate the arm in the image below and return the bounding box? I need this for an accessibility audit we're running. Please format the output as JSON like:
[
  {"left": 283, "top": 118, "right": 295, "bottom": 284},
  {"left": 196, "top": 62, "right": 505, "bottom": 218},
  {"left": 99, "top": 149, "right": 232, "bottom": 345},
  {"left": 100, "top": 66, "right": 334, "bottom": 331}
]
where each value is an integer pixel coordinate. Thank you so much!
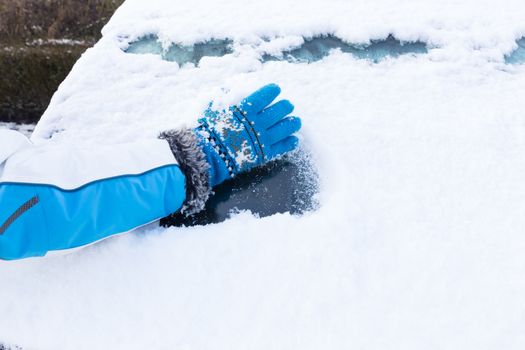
[
  {"left": 0, "top": 136, "right": 198, "bottom": 260},
  {"left": 0, "top": 84, "right": 301, "bottom": 260}
]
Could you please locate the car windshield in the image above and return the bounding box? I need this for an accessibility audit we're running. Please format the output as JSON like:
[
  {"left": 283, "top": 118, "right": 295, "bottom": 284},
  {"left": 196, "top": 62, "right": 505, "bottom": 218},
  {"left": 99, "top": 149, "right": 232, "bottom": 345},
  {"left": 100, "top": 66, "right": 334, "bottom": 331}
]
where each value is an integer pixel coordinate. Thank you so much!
[
  {"left": 126, "top": 35, "right": 428, "bottom": 65},
  {"left": 505, "top": 37, "right": 525, "bottom": 64}
]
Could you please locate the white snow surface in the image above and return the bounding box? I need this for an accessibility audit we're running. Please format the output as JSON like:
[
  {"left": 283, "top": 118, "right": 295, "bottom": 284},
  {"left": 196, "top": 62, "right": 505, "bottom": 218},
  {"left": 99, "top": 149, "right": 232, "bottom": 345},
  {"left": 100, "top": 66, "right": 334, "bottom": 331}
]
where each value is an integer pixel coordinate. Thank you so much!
[
  {"left": 0, "top": 122, "right": 34, "bottom": 138},
  {"left": 3, "top": 0, "right": 525, "bottom": 349}
]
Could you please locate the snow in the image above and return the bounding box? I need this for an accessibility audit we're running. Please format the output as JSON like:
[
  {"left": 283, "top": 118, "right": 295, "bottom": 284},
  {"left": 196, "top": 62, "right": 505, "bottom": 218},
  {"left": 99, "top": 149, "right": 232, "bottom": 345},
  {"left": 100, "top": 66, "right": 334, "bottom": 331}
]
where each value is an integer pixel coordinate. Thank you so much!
[
  {"left": 0, "top": 123, "right": 34, "bottom": 138},
  {"left": 3, "top": 0, "right": 525, "bottom": 349},
  {"left": 27, "top": 39, "right": 90, "bottom": 47}
]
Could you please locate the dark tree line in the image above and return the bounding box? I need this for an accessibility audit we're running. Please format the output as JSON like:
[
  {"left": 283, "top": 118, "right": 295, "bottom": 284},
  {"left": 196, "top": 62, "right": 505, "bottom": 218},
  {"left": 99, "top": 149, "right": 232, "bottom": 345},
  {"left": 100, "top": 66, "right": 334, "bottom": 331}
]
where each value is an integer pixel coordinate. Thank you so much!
[
  {"left": 0, "top": 0, "right": 124, "bottom": 42},
  {"left": 0, "top": 0, "right": 124, "bottom": 124}
]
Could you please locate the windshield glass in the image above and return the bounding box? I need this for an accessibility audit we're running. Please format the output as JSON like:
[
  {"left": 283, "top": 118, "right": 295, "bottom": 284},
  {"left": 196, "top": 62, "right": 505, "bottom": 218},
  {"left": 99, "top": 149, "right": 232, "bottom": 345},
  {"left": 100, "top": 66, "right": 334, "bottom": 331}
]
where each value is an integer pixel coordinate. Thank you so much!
[
  {"left": 126, "top": 35, "right": 428, "bottom": 65},
  {"left": 505, "top": 38, "right": 525, "bottom": 64}
]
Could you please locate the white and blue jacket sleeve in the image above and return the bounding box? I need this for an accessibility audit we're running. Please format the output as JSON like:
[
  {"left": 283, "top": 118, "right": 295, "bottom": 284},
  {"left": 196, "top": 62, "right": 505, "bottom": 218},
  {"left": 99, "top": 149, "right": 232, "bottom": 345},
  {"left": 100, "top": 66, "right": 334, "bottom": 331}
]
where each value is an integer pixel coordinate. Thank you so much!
[{"left": 0, "top": 129, "right": 211, "bottom": 260}]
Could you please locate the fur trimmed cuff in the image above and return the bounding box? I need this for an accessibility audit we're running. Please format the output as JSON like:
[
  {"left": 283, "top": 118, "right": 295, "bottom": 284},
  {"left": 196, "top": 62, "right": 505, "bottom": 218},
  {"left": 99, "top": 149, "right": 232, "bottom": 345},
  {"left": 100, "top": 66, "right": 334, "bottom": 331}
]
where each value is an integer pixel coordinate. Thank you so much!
[{"left": 159, "top": 128, "right": 211, "bottom": 216}]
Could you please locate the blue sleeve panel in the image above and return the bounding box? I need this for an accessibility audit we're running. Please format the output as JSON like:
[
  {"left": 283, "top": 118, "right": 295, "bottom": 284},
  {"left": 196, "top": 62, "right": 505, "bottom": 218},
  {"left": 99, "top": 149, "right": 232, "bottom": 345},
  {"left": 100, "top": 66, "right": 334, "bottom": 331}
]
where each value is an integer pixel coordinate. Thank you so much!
[{"left": 0, "top": 164, "right": 186, "bottom": 260}]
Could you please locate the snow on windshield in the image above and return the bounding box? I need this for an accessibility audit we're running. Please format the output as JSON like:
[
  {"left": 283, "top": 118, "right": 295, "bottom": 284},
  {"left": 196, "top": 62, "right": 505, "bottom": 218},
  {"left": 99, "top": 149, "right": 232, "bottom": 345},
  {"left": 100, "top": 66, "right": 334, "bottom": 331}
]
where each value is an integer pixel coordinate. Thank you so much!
[
  {"left": 3, "top": 0, "right": 525, "bottom": 349},
  {"left": 0, "top": 122, "right": 34, "bottom": 137}
]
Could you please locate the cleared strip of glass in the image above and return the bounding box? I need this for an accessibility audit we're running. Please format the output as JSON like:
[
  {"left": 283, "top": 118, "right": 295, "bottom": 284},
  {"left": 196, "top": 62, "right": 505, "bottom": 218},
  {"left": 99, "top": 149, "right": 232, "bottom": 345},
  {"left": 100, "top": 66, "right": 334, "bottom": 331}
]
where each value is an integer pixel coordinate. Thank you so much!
[
  {"left": 263, "top": 35, "right": 428, "bottom": 63},
  {"left": 126, "top": 36, "right": 233, "bottom": 65},
  {"left": 126, "top": 35, "right": 427, "bottom": 64},
  {"left": 505, "top": 38, "right": 525, "bottom": 64}
]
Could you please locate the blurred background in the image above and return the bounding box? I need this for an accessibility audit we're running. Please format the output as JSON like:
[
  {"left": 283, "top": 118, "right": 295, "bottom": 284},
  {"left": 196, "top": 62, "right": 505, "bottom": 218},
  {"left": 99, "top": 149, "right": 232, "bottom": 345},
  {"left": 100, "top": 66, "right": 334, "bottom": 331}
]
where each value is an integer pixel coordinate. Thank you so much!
[{"left": 0, "top": 0, "right": 123, "bottom": 125}]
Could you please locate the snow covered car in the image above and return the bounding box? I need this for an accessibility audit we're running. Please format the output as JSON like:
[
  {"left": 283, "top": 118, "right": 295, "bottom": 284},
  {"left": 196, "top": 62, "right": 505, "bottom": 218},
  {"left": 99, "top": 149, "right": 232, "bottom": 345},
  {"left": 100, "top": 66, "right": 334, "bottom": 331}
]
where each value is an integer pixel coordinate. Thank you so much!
[{"left": 2, "top": 0, "right": 525, "bottom": 349}]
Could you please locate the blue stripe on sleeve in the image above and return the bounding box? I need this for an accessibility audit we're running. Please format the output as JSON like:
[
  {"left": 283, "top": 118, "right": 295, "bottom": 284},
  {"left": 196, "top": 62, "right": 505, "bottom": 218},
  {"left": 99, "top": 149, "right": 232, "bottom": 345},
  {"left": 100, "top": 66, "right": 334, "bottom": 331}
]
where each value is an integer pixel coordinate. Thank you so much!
[{"left": 0, "top": 165, "right": 186, "bottom": 260}]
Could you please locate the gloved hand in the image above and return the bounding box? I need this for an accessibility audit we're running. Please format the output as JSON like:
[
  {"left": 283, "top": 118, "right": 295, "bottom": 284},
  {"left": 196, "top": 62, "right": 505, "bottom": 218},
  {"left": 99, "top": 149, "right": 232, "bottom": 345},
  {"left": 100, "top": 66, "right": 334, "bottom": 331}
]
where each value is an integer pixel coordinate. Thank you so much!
[{"left": 195, "top": 83, "right": 302, "bottom": 187}]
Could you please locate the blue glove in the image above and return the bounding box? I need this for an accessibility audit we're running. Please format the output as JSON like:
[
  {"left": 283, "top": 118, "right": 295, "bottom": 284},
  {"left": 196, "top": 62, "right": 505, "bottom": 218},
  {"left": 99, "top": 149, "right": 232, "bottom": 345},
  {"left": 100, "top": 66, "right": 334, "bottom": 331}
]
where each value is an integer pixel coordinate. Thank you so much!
[{"left": 196, "top": 84, "right": 302, "bottom": 187}]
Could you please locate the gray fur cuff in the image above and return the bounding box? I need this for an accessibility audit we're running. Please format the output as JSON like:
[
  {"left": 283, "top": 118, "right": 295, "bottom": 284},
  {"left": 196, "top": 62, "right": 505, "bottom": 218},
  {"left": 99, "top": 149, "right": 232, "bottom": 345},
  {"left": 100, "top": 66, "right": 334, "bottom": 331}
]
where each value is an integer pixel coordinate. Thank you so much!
[{"left": 159, "top": 128, "right": 211, "bottom": 216}]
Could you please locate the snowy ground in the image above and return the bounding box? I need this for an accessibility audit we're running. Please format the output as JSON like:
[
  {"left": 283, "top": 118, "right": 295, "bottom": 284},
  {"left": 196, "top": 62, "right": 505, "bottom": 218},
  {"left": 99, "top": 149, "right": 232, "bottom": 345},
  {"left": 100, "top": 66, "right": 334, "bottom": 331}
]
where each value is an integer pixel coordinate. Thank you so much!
[
  {"left": 2, "top": 0, "right": 525, "bottom": 349},
  {"left": 0, "top": 122, "right": 34, "bottom": 138}
]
